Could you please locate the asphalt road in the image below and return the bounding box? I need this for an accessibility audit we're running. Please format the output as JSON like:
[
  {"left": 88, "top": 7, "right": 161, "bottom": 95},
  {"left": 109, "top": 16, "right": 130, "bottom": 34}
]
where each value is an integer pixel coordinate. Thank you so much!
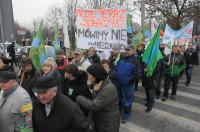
[{"left": 120, "top": 65, "right": 200, "bottom": 132}]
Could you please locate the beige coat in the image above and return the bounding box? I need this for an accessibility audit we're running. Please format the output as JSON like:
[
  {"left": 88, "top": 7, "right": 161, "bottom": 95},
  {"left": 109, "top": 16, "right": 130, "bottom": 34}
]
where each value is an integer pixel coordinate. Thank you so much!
[{"left": 0, "top": 85, "right": 32, "bottom": 132}]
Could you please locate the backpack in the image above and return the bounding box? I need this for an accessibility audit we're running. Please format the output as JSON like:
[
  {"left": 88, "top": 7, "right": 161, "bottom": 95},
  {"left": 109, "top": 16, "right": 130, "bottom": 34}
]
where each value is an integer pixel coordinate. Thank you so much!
[
  {"left": 115, "top": 56, "right": 138, "bottom": 86},
  {"left": 7, "top": 45, "right": 11, "bottom": 53}
]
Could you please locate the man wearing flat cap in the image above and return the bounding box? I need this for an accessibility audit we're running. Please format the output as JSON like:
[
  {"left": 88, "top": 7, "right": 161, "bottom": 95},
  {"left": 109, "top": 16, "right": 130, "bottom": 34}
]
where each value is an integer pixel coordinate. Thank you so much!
[
  {"left": 0, "top": 71, "right": 33, "bottom": 132},
  {"left": 32, "top": 75, "right": 89, "bottom": 132},
  {"left": 114, "top": 44, "right": 141, "bottom": 123},
  {"left": 71, "top": 48, "right": 91, "bottom": 71}
]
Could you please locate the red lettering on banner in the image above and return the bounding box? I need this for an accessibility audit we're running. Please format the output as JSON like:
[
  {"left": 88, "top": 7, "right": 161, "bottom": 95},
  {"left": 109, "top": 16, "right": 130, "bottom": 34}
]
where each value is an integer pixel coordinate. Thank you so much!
[
  {"left": 98, "top": 9, "right": 126, "bottom": 19},
  {"left": 76, "top": 9, "right": 81, "bottom": 16},
  {"left": 99, "top": 9, "right": 108, "bottom": 19},
  {"left": 76, "top": 9, "right": 126, "bottom": 20},
  {"left": 119, "top": 9, "right": 126, "bottom": 18},
  {"left": 77, "top": 9, "right": 126, "bottom": 28},
  {"left": 109, "top": 9, "right": 119, "bottom": 18},
  {"left": 76, "top": 9, "right": 96, "bottom": 18},
  {"left": 80, "top": 18, "right": 125, "bottom": 28}
]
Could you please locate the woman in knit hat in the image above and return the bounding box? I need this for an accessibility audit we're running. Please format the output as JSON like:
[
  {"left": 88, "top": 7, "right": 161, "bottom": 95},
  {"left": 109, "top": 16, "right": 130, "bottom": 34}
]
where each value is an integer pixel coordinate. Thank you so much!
[
  {"left": 76, "top": 64, "right": 120, "bottom": 132},
  {"left": 42, "top": 57, "right": 64, "bottom": 93}
]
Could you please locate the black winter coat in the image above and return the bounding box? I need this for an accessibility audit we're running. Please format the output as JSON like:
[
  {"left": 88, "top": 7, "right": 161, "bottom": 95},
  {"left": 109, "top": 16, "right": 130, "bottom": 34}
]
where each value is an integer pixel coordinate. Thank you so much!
[
  {"left": 88, "top": 54, "right": 100, "bottom": 64},
  {"left": 7, "top": 45, "right": 15, "bottom": 57},
  {"left": 21, "top": 68, "right": 40, "bottom": 99},
  {"left": 143, "top": 60, "right": 162, "bottom": 89},
  {"left": 33, "top": 93, "right": 89, "bottom": 132},
  {"left": 64, "top": 70, "right": 92, "bottom": 116},
  {"left": 185, "top": 48, "right": 196, "bottom": 65}
]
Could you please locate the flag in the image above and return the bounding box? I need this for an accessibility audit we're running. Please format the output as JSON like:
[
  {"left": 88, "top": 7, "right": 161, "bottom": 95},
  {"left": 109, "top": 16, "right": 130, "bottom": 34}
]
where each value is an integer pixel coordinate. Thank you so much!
[
  {"left": 17, "top": 126, "right": 33, "bottom": 132},
  {"left": 164, "top": 40, "right": 173, "bottom": 56},
  {"left": 39, "top": 39, "right": 47, "bottom": 65},
  {"left": 127, "top": 14, "right": 133, "bottom": 34},
  {"left": 143, "top": 21, "right": 151, "bottom": 38},
  {"left": 142, "top": 25, "right": 163, "bottom": 77},
  {"left": 132, "top": 21, "right": 151, "bottom": 47},
  {"left": 162, "top": 21, "right": 193, "bottom": 45},
  {"left": 53, "top": 26, "right": 61, "bottom": 51},
  {"left": 30, "top": 22, "right": 47, "bottom": 71}
]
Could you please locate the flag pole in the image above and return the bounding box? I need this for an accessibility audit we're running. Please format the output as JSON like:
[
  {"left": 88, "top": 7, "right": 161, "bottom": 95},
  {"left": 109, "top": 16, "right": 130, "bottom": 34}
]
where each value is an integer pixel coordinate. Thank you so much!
[
  {"left": 20, "top": 72, "right": 24, "bottom": 86},
  {"left": 168, "top": 39, "right": 174, "bottom": 65},
  {"left": 126, "top": 0, "right": 128, "bottom": 9}
]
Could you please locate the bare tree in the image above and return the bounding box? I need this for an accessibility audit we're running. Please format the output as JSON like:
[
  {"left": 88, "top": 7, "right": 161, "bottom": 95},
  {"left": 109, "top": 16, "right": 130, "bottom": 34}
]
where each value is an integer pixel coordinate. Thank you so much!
[
  {"left": 45, "top": 4, "right": 64, "bottom": 27},
  {"left": 30, "top": 3, "right": 65, "bottom": 43},
  {"left": 63, "top": 0, "right": 78, "bottom": 50},
  {"left": 146, "top": 0, "right": 200, "bottom": 32}
]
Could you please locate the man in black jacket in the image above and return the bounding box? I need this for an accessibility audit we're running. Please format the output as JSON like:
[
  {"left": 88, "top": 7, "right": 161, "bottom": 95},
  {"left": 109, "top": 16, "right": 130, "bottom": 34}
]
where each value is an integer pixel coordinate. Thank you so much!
[
  {"left": 20, "top": 58, "right": 40, "bottom": 99},
  {"left": 180, "top": 43, "right": 196, "bottom": 86},
  {"left": 155, "top": 44, "right": 167, "bottom": 99},
  {"left": 88, "top": 47, "right": 100, "bottom": 64},
  {"left": 7, "top": 42, "right": 17, "bottom": 66},
  {"left": 32, "top": 76, "right": 88, "bottom": 132}
]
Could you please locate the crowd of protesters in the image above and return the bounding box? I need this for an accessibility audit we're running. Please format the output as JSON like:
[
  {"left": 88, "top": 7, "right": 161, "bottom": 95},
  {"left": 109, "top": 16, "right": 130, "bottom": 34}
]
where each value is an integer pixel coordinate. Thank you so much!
[{"left": 0, "top": 41, "right": 199, "bottom": 132}]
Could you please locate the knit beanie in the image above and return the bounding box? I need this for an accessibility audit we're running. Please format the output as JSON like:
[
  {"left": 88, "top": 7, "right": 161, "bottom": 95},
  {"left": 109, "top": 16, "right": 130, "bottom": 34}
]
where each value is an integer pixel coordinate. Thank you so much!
[{"left": 87, "top": 64, "right": 108, "bottom": 81}]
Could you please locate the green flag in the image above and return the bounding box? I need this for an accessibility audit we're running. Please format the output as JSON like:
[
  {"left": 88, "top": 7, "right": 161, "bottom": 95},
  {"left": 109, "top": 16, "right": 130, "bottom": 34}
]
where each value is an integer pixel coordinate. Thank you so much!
[
  {"left": 53, "top": 26, "right": 61, "bottom": 51},
  {"left": 30, "top": 22, "right": 46, "bottom": 71},
  {"left": 142, "top": 25, "right": 163, "bottom": 77},
  {"left": 127, "top": 14, "right": 133, "bottom": 34},
  {"left": 132, "top": 21, "right": 151, "bottom": 47}
]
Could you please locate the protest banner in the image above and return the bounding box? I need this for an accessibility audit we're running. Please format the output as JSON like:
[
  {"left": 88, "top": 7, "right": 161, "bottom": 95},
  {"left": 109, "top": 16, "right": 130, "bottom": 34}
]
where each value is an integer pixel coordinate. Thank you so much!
[
  {"left": 163, "top": 21, "right": 193, "bottom": 45},
  {"left": 75, "top": 8, "right": 127, "bottom": 51}
]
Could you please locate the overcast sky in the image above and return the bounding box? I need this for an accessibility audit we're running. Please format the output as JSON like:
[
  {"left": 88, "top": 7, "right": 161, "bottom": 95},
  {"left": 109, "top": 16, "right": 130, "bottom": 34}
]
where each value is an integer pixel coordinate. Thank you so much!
[
  {"left": 12, "top": 0, "right": 141, "bottom": 27},
  {"left": 12, "top": 0, "right": 63, "bottom": 26}
]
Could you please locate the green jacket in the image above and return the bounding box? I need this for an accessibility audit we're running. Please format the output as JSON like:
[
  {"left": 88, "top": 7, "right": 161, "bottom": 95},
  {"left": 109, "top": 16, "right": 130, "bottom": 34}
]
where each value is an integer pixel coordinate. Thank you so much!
[{"left": 165, "top": 53, "right": 186, "bottom": 77}]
